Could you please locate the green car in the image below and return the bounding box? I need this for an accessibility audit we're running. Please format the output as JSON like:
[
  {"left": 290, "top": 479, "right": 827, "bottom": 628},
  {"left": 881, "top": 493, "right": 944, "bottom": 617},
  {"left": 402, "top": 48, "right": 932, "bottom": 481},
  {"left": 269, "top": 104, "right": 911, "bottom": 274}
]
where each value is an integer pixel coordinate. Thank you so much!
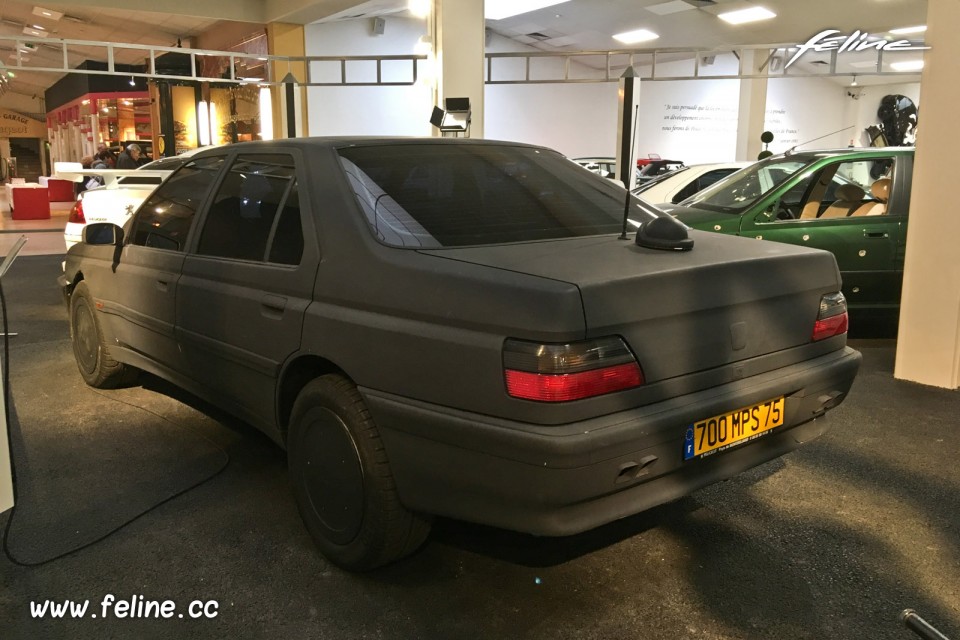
[{"left": 661, "top": 147, "right": 914, "bottom": 324}]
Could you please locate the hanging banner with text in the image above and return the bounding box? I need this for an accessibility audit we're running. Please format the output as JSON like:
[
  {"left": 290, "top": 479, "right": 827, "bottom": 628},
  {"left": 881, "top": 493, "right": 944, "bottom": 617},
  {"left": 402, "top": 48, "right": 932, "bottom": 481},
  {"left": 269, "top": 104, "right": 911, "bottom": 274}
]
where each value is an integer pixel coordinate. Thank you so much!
[{"left": 0, "top": 109, "right": 47, "bottom": 138}]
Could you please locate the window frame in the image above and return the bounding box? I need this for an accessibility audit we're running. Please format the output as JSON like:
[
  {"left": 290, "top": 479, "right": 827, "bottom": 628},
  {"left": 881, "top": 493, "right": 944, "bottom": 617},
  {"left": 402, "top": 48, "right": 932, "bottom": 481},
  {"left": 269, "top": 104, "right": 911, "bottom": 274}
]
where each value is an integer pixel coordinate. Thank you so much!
[
  {"left": 126, "top": 154, "right": 228, "bottom": 253},
  {"left": 186, "top": 151, "right": 307, "bottom": 267}
]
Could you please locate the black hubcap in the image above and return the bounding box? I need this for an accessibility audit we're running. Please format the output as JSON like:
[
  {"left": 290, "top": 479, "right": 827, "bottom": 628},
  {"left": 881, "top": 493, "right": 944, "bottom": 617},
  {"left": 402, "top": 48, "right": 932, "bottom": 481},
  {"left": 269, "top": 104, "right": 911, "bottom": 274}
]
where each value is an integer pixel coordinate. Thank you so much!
[
  {"left": 298, "top": 407, "right": 364, "bottom": 545},
  {"left": 74, "top": 302, "right": 99, "bottom": 374}
]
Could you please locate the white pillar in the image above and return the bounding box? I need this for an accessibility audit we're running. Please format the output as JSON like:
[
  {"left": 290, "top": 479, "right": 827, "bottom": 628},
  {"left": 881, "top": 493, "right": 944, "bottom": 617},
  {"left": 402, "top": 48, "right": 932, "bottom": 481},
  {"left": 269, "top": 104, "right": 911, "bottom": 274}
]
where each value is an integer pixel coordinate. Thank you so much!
[
  {"left": 735, "top": 49, "right": 769, "bottom": 162},
  {"left": 432, "top": 0, "right": 485, "bottom": 138},
  {"left": 894, "top": 0, "right": 960, "bottom": 388}
]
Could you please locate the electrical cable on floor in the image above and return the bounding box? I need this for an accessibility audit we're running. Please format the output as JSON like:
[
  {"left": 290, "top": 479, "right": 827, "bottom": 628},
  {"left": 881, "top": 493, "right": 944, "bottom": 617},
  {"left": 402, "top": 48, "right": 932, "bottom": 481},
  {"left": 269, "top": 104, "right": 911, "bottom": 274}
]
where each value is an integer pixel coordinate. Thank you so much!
[{"left": 0, "top": 277, "right": 230, "bottom": 567}]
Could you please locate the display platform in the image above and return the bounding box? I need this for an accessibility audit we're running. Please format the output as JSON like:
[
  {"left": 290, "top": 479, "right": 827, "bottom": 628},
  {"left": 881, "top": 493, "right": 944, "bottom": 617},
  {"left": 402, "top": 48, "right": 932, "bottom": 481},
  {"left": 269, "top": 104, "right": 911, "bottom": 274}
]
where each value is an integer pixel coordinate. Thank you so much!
[{"left": 5, "top": 184, "right": 51, "bottom": 220}]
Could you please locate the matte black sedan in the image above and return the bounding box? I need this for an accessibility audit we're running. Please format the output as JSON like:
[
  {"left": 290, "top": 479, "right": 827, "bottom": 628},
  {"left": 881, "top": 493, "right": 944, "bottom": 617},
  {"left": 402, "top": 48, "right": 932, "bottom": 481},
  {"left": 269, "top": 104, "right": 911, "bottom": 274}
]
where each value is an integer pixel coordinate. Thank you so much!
[{"left": 60, "top": 138, "right": 861, "bottom": 570}]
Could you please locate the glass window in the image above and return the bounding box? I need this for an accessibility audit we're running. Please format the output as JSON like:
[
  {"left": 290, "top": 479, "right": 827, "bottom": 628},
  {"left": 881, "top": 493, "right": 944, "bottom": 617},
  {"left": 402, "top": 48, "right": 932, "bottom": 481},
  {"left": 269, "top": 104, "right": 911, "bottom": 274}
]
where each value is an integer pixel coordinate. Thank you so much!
[
  {"left": 338, "top": 144, "right": 662, "bottom": 248},
  {"left": 196, "top": 154, "right": 299, "bottom": 263},
  {"left": 267, "top": 184, "right": 304, "bottom": 265},
  {"left": 131, "top": 156, "right": 225, "bottom": 251},
  {"left": 683, "top": 158, "right": 809, "bottom": 213},
  {"left": 770, "top": 158, "right": 897, "bottom": 222}
]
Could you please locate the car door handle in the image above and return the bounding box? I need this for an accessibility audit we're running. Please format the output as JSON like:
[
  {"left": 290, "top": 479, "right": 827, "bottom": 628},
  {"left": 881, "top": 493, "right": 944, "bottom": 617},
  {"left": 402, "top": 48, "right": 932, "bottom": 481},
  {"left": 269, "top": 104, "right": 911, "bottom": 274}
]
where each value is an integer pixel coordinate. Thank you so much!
[
  {"left": 864, "top": 231, "right": 888, "bottom": 239},
  {"left": 155, "top": 280, "right": 169, "bottom": 292},
  {"left": 261, "top": 295, "right": 287, "bottom": 319}
]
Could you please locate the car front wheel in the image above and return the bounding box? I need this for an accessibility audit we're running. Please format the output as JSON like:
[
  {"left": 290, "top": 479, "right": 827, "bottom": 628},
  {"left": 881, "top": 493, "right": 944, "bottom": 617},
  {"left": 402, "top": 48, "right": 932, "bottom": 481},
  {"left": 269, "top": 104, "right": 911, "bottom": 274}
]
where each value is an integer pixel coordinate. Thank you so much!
[
  {"left": 69, "top": 281, "right": 138, "bottom": 388},
  {"left": 288, "top": 374, "right": 431, "bottom": 571}
]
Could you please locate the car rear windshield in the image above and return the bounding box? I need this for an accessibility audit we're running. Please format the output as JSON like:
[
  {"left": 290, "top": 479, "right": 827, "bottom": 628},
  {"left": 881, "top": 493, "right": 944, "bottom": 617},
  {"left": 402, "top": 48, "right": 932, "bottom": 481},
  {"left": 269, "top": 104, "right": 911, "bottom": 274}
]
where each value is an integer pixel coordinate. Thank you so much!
[
  {"left": 681, "top": 157, "right": 810, "bottom": 213},
  {"left": 633, "top": 167, "right": 688, "bottom": 194},
  {"left": 337, "top": 144, "right": 659, "bottom": 248}
]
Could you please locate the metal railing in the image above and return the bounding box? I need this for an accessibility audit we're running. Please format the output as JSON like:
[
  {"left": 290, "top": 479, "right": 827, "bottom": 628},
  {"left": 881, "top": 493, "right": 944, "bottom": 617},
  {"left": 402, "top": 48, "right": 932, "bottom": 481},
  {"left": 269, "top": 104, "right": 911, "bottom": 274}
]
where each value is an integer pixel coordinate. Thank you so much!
[{"left": 0, "top": 36, "right": 918, "bottom": 87}]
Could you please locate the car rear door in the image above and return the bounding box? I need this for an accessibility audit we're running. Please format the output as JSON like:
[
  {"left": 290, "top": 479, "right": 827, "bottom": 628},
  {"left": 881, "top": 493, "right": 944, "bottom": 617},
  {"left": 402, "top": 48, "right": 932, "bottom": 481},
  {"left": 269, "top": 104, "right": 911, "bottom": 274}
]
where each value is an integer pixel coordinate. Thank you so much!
[
  {"left": 100, "top": 156, "right": 225, "bottom": 372},
  {"left": 740, "top": 154, "right": 907, "bottom": 312},
  {"left": 175, "top": 152, "right": 317, "bottom": 431}
]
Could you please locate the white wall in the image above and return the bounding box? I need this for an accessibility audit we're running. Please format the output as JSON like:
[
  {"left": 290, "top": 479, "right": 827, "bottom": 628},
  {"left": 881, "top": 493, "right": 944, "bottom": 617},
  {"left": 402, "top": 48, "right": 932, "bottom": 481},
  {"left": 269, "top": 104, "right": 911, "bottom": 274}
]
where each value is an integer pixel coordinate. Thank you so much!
[
  {"left": 763, "top": 77, "right": 849, "bottom": 153},
  {"left": 845, "top": 81, "right": 921, "bottom": 147},
  {"left": 303, "top": 19, "right": 909, "bottom": 163},
  {"left": 305, "top": 17, "right": 433, "bottom": 137}
]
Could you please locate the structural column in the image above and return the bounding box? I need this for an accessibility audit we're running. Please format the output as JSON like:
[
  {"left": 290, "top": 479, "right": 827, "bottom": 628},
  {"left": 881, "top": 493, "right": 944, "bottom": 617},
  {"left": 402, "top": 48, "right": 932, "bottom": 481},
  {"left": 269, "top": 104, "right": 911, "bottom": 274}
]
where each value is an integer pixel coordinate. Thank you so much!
[
  {"left": 894, "top": 0, "right": 960, "bottom": 388},
  {"left": 267, "top": 22, "right": 308, "bottom": 139},
  {"left": 735, "top": 49, "right": 769, "bottom": 161},
  {"left": 432, "top": 0, "right": 485, "bottom": 137}
]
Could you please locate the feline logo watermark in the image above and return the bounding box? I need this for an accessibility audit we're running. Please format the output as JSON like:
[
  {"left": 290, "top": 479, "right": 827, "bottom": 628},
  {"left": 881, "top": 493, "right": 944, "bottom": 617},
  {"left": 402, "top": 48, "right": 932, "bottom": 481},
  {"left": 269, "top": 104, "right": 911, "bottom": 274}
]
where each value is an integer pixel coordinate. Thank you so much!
[{"left": 785, "top": 30, "right": 929, "bottom": 69}]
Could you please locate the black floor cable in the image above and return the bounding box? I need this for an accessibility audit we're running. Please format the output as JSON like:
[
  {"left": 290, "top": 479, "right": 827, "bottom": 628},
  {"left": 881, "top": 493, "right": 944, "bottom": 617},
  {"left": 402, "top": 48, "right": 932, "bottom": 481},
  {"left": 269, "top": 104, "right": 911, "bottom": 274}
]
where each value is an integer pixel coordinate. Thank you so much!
[{"left": 0, "top": 277, "right": 230, "bottom": 567}]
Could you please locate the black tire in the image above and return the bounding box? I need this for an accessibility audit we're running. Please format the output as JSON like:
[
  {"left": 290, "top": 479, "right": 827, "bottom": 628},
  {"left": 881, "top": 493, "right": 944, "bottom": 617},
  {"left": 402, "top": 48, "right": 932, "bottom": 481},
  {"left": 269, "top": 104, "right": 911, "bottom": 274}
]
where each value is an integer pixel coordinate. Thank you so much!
[
  {"left": 69, "top": 281, "right": 138, "bottom": 388},
  {"left": 288, "top": 374, "right": 431, "bottom": 570}
]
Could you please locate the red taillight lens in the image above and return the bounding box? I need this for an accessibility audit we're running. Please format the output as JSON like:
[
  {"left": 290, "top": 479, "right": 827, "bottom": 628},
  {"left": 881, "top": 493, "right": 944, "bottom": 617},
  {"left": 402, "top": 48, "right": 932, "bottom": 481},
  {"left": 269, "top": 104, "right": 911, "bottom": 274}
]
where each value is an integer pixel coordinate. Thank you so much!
[
  {"left": 812, "top": 292, "right": 848, "bottom": 341},
  {"left": 503, "top": 337, "right": 644, "bottom": 402},
  {"left": 68, "top": 198, "right": 85, "bottom": 224}
]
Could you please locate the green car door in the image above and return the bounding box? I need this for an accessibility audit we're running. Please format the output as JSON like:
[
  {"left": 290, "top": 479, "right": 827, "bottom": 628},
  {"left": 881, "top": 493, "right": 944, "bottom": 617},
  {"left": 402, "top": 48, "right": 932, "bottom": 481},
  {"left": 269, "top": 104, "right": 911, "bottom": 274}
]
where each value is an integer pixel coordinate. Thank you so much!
[{"left": 739, "top": 152, "right": 911, "bottom": 315}]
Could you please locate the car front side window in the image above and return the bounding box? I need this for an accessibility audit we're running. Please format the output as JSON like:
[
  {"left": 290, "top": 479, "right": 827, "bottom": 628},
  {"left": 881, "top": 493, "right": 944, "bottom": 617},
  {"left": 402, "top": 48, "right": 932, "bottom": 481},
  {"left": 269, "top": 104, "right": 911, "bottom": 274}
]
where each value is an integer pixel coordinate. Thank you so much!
[
  {"left": 196, "top": 154, "right": 301, "bottom": 264},
  {"left": 785, "top": 158, "right": 896, "bottom": 222},
  {"left": 131, "top": 156, "right": 225, "bottom": 251}
]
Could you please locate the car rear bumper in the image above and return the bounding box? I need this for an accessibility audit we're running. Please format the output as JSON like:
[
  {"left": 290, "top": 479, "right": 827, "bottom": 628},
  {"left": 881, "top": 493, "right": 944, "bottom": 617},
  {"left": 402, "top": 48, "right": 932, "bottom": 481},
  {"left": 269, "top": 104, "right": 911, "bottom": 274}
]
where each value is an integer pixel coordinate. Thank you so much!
[{"left": 361, "top": 346, "right": 861, "bottom": 536}]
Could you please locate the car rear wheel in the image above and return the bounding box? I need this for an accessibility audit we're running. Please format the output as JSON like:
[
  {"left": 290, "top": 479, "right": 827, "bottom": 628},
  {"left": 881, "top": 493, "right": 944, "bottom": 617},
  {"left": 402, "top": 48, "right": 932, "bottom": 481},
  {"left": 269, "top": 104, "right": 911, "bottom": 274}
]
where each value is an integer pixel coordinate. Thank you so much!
[
  {"left": 69, "top": 281, "right": 138, "bottom": 388},
  {"left": 288, "top": 374, "right": 431, "bottom": 571}
]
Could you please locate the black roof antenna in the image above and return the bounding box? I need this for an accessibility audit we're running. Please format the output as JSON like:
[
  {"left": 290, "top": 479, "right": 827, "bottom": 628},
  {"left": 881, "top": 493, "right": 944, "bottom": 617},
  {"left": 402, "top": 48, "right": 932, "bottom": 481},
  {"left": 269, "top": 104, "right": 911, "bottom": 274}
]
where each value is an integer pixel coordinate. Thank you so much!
[
  {"left": 785, "top": 125, "right": 855, "bottom": 155},
  {"left": 619, "top": 104, "right": 640, "bottom": 240}
]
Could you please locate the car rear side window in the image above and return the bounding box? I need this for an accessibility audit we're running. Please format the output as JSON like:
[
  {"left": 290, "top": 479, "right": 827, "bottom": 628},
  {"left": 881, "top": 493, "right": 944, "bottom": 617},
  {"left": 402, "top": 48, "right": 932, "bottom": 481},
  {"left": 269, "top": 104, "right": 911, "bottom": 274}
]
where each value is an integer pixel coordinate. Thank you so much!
[
  {"left": 131, "top": 156, "right": 225, "bottom": 251},
  {"left": 196, "top": 154, "right": 302, "bottom": 264},
  {"left": 337, "top": 144, "right": 654, "bottom": 248}
]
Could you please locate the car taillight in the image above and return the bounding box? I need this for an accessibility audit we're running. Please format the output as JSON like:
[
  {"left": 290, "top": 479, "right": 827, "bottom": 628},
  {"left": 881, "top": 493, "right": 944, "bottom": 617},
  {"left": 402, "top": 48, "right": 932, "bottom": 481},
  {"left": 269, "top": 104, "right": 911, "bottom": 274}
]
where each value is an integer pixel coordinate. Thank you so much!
[
  {"left": 812, "top": 292, "right": 849, "bottom": 341},
  {"left": 503, "top": 336, "right": 644, "bottom": 402},
  {"left": 68, "top": 198, "right": 85, "bottom": 224}
]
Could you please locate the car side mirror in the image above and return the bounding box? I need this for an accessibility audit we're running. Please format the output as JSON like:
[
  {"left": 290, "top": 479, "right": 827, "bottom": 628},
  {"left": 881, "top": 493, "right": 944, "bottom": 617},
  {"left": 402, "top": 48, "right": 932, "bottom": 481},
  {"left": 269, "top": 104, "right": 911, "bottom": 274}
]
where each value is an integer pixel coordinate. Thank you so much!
[{"left": 83, "top": 223, "right": 124, "bottom": 246}]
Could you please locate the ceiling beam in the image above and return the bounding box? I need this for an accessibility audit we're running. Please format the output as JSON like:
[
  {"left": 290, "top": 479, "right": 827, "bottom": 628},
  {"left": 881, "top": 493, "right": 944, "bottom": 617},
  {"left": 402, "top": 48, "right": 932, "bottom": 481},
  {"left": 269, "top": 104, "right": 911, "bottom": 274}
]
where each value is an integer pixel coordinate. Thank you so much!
[
  {"left": 265, "top": 0, "right": 374, "bottom": 24},
  {"left": 41, "top": 0, "right": 267, "bottom": 23}
]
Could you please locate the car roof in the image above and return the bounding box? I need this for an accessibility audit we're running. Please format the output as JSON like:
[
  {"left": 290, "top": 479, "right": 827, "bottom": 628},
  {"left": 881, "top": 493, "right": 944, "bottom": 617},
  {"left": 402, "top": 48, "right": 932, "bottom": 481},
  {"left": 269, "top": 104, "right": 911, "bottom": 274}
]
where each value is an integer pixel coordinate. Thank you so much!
[
  {"left": 194, "top": 137, "right": 550, "bottom": 154},
  {"left": 778, "top": 146, "right": 915, "bottom": 161}
]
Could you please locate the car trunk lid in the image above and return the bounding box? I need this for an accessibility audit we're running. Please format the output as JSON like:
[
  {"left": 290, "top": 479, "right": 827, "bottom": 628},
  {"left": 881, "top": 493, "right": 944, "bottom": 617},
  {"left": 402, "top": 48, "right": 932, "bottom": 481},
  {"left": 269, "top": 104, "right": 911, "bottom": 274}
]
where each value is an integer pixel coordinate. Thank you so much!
[{"left": 419, "top": 232, "right": 842, "bottom": 383}]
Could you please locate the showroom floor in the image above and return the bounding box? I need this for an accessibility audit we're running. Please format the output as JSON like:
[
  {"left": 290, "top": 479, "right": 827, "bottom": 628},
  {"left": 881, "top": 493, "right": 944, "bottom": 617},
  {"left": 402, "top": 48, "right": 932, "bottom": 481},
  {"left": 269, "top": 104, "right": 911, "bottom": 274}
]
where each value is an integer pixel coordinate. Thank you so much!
[
  {"left": 0, "top": 254, "right": 958, "bottom": 640},
  {"left": 0, "top": 190, "right": 72, "bottom": 257}
]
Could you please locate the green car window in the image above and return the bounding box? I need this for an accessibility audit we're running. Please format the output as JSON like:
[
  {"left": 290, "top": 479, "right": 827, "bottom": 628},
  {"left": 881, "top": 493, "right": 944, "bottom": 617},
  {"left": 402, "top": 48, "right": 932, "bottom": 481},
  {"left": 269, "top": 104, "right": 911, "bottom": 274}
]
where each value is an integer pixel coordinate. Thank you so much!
[{"left": 681, "top": 158, "right": 808, "bottom": 214}]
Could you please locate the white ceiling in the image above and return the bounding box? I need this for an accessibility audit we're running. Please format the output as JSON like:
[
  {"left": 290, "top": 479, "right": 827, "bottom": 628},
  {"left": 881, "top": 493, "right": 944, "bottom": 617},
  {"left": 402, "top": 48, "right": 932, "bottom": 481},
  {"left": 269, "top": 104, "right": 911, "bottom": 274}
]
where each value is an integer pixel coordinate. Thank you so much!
[
  {"left": 488, "top": 0, "right": 927, "bottom": 51},
  {"left": 0, "top": 0, "right": 930, "bottom": 117}
]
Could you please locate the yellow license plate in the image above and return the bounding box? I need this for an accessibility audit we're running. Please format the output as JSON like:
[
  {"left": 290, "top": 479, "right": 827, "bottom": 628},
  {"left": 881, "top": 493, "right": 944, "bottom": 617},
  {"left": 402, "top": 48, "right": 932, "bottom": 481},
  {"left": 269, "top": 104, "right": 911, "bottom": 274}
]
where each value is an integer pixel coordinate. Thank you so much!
[{"left": 683, "top": 397, "right": 785, "bottom": 460}]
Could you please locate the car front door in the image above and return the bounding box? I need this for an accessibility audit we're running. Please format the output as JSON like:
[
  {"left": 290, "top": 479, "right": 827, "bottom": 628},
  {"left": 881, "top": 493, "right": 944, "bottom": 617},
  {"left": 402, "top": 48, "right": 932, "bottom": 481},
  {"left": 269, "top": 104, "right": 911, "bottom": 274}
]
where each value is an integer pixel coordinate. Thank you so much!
[
  {"left": 99, "top": 156, "right": 225, "bottom": 373},
  {"left": 741, "top": 154, "right": 909, "bottom": 313},
  {"left": 175, "top": 153, "right": 317, "bottom": 432}
]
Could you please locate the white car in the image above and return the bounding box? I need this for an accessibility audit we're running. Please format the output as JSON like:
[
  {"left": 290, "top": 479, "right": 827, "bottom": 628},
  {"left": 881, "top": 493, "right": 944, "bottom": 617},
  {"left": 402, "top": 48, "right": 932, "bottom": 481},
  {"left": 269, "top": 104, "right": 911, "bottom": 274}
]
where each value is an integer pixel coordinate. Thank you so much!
[
  {"left": 632, "top": 162, "right": 752, "bottom": 206},
  {"left": 58, "top": 149, "right": 210, "bottom": 251}
]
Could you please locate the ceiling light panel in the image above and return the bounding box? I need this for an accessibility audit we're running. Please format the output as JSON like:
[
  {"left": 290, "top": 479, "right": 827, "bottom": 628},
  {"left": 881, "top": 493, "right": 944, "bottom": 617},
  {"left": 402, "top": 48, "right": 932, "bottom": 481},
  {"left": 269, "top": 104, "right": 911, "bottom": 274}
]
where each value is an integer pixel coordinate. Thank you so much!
[
  {"left": 32, "top": 6, "right": 63, "bottom": 20},
  {"left": 890, "top": 60, "right": 924, "bottom": 72},
  {"left": 718, "top": 6, "right": 776, "bottom": 25},
  {"left": 645, "top": 1, "right": 696, "bottom": 16},
  {"left": 613, "top": 28, "right": 659, "bottom": 44},
  {"left": 486, "top": 0, "right": 570, "bottom": 21},
  {"left": 889, "top": 25, "right": 926, "bottom": 35},
  {"left": 22, "top": 27, "right": 49, "bottom": 38}
]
